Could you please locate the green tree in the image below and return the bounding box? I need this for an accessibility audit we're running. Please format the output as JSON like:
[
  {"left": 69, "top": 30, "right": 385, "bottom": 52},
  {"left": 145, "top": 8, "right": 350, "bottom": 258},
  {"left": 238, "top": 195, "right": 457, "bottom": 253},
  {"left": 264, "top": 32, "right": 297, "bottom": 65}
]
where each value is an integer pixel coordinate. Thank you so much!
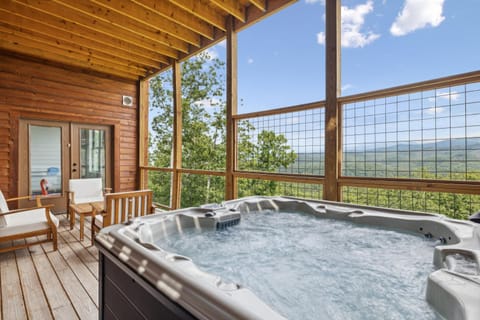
[
  {"left": 148, "top": 51, "right": 297, "bottom": 207},
  {"left": 238, "top": 130, "right": 297, "bottom": 196}
]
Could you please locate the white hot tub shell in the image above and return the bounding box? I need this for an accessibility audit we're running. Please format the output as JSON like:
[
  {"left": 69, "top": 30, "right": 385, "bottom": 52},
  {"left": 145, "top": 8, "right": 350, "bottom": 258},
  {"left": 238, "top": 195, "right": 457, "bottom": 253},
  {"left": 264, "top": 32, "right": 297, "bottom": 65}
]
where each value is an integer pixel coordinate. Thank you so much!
[{"left": 95, "top": 196, "right": 480, "bottom": 320}]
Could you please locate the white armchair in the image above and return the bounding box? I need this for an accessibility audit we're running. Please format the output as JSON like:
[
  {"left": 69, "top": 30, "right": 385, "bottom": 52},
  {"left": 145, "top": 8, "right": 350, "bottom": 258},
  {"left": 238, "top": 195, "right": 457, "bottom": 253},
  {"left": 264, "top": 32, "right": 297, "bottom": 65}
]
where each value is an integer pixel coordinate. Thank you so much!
[
  {"left": 0, "top": 190, "right": 58, "bottom": 253},
  {"left": 67, "top": 178, "right": 111, "bottom": 241}
]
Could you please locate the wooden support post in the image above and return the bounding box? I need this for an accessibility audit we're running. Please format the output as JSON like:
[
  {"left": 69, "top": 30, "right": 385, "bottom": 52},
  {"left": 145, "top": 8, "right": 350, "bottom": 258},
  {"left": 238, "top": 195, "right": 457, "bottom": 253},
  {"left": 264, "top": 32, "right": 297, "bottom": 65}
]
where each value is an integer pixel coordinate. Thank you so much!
[
  {"left": 226, "top": 16, "right": 238, "bottom": 200},
  {"left": 324, "top": 0, "right": 341, "bottom": 201},
  {"left": 172, "top": 61, "right": 183, "bottom": 209},
  {"left": 138, "top": 79, "right": 149, "bottom": 190}
]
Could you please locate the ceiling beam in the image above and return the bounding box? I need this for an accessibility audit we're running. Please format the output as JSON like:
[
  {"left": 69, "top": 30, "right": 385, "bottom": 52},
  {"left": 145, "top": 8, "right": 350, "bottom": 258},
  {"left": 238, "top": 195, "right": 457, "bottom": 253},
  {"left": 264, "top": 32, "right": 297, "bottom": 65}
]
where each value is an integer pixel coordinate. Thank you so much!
[
  {"left": 249, "top": 0, "right": 266, "bottom": 12},
  {"left": 1, "top": 1, "right": 171, "bottom": 63},
  {"left": 89, "top": 0, "right": 202, "bottom": 47},
  {"left": 0, "top": 26, "right": 146, "bottom": 77},
  {"left": 210, "top": 0, "right": 245, "bottom": 22},
  {"left": 170, "top": 0, "right": 226, "bottom": 31},
  {"left": 50, "top": 0, "right": 191, "bottom": 51},
  {"left": 0, "top": 10, "right": 166, "bottom": 69},
  {"left": 0, "top": 0, "right": 296, "bottom": 80},
  {"left": 13, "top": 0, "right": 183, "bottom": 56},
  {"left": 234, "top": 0, "right": 296, "bottom": 32},
  {"left": 0, "top": 35, "right": 139, "bottom": 80},
  {"left": 133, "top": 0, "right": 214, "bottom": 39}
]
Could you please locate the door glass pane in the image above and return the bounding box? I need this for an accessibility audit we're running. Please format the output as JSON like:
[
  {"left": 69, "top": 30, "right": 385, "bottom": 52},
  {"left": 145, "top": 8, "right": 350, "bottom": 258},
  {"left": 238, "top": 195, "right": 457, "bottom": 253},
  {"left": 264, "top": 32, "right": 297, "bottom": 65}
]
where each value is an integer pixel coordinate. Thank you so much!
[
  {"left": 80, "top": 129, "right": 106, "bottom": 184},
  {"left": 29, "top": 125, "right": 62, "bottom": 196}
]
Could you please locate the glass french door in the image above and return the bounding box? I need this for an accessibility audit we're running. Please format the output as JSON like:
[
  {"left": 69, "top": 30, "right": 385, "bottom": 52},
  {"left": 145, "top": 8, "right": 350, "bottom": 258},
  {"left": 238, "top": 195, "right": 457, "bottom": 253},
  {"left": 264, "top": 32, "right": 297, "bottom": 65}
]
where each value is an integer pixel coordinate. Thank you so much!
[
  {"left": 71, "top": 124, "right": 111, "bottom": 186},
  {"left": 19, "top": 120, "right": 112, "bottom": 213}
]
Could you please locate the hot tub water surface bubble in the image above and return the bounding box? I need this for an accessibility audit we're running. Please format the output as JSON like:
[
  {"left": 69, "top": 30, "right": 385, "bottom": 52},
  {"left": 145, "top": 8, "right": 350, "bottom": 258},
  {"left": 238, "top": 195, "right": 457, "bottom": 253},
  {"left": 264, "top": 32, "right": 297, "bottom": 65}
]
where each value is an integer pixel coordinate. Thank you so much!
[{"left": 160, "top": 210, "right": 441, "bottom": 320}]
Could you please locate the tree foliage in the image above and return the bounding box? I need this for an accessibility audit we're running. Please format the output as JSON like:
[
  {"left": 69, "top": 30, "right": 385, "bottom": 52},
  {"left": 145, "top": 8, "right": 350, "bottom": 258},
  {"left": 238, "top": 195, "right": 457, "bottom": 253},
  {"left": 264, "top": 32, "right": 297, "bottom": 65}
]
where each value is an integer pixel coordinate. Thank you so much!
[{"left": 148, "top": 52, "right": 297, "bottom": 207}]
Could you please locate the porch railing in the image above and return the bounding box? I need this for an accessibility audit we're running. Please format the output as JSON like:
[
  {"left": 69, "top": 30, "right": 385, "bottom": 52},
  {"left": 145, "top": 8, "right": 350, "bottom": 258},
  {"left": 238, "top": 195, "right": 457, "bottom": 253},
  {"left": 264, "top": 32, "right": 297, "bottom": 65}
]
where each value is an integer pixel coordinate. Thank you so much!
[{"left": 140, "top": 70, "right": 480, "bottom": 218}]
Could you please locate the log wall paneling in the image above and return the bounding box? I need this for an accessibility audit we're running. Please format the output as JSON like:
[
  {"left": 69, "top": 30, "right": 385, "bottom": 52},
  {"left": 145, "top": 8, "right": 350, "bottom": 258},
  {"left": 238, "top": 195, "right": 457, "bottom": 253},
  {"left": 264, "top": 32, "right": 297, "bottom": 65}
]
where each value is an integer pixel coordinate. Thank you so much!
[{"left": 0, "top": 53, "right": 139, "bottom": 196}]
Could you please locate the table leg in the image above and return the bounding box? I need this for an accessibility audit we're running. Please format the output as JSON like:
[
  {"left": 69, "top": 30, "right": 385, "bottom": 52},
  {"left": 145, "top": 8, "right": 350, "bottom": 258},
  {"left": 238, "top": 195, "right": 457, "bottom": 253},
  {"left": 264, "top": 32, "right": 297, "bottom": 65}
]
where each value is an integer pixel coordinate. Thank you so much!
[{"left": 80, "top": 214, "right": 84, "bottom": 241}]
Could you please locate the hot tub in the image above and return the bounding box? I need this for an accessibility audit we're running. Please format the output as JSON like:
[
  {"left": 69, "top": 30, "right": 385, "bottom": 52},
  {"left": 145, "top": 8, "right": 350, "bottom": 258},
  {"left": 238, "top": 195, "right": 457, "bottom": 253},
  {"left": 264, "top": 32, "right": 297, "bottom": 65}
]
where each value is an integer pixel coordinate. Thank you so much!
[{"left": 95, "top": 196, "right": 480, "bottom": 320}]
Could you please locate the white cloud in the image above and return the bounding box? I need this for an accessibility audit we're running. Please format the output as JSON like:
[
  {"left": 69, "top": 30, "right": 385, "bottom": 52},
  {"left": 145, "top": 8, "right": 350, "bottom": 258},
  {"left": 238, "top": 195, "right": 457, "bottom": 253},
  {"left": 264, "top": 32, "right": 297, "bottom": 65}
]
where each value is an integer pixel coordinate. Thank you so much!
[
  {"left": 341, "top": 84, "right": 353, "bottom": 92},
  {"left": 194, "top": 98, "right": 221, "bottom": 108},
  {"left": 316, "top": 1, "right": 380, "bottom": 48},
  {"left": 390, "top": 0, "right": 445, "bottom": 36},
  {"left": 204, "top": 48, "right": 218, "bottom": 60},
  {"left": 247, "top": 58, "right": 254, "bottom": 64},
  {"left": 341, "top": 1, "right": 380, "bottom": 47},
  {"left": 305, "top": 0, "right": 325, "bottom": 4},
  {"left": 317, "top": 32, "right": 326, "bottom": 45},
  {"left": 436, "top": 90, "right": 459, "bottom": 102},
  {"left": 428, "top": 91, "right": 460, "bottom": 104},
  {"left": 426, "top": 106, "right": 444, "bottom": 114}
]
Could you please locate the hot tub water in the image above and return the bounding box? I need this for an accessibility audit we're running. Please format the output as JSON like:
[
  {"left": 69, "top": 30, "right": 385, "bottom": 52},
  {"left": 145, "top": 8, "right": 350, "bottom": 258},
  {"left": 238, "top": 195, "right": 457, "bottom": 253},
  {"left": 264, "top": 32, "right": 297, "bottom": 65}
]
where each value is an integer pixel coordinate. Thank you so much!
[{"left": 159, "top": 210, "right": 441, "bottom": 320}]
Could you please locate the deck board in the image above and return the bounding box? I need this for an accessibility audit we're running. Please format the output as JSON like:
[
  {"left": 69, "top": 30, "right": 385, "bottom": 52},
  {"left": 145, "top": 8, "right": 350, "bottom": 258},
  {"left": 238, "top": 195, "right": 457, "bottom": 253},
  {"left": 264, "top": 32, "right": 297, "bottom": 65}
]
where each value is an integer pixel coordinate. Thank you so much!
[
  {"left": 59, "top": 230, "right": 98, "bottom": 279},
  {"left": 0, "top": 214, "right": 100, "bottom": 320},
  {"left": 0, "top": 247, "right": 27, "bottom": 319},
  {"left": 28, "top": 239, "right": 79, "bottom": 320},
  {"left": 55, "top": 233, "right": 98, "bottom": 307},
  {"left": 13, "top": 240, "right": 53, "bottom": 320}
]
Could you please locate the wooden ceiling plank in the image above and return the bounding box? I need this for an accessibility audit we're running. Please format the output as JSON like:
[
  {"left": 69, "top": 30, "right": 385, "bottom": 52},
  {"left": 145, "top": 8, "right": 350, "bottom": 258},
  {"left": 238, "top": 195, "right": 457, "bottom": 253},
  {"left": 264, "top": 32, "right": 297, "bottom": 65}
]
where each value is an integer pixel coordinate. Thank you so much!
[
  {"left": 132, "top": 0, "right": 214, "bottom": 39},
  {"left": 169, "top": 0, "right": 226, "bottom": 31},
  {"left": 0, "top": 27, "right": 146, "bottom": 77},
  {"left": 0, "top": 23, "right": 148, "bottom": 75},
  {"left": 0, "top": 10, "right": 166, "bottom": 69},
  {"left": 13, "top": 0, "right": 183, "bottom": 57},
  {"left": 1, "top": 0, "right": 171, "bottom": 63},
  {"left": 235, "top": 0, "right": 296, "bottom": 32},
  {"left": 53, "top": 0, "right": 200, "bottom": 51},
  {"left": 1, "top": 0, "right": 297, "bottom": 80},
  {"left": 0, "top": 38, "right": 139, "bottom": 80},
  {"left": 210, "top": 0, "right": 246, "bottom": 22},
  {"left": 249, "top": 0, "right": 266, "bottom": 11},
  {"left": 90, "top": 0, "right": 200, "bottom": 47}
]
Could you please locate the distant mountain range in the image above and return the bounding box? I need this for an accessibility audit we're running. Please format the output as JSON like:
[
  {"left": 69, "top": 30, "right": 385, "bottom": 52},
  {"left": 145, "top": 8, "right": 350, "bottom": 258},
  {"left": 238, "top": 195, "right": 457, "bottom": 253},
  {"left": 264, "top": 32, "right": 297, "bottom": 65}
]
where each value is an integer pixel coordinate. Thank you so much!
[
  {"left": 362, "top": 137, "right": 480, "bottom": 153},
  {"left": 283, "top": 137, "right": 480, "bottom": 175}
]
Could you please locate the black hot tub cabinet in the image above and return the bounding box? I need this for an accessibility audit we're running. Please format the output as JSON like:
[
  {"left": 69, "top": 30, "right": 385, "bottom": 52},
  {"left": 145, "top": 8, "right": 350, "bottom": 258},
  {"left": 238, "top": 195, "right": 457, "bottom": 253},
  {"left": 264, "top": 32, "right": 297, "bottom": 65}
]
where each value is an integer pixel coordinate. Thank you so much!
[{"left": 95, "top": 196, "right": 480, "bottom": 320}]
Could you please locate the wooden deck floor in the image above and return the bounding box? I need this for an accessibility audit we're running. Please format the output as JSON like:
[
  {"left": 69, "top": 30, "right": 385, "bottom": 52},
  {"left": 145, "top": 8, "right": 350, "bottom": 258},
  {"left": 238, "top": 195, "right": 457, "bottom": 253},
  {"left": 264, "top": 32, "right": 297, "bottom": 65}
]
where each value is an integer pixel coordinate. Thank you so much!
[{"left": 0, "top": 214, "right": 99, "bottom": 320}]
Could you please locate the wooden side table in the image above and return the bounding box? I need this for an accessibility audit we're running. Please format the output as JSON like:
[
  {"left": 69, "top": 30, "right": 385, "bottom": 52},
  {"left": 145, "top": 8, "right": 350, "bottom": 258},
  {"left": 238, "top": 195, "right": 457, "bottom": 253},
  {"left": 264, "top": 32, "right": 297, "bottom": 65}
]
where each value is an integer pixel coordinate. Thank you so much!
[{"left": 70, "top": 201, "right": 104, "bottom": 241}]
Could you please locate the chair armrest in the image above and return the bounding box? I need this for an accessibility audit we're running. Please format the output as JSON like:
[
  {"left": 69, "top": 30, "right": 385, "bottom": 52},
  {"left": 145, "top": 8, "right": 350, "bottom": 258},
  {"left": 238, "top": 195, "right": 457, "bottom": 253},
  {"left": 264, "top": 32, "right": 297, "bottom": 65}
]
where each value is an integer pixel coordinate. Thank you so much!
[
  {"left": 42, "top": 205, "right": 55, "bottom": 227},
  {"left": 6, "top": 195, "right": 32, "bottom": 202},
  {"left": 6, "top": 195, "right": 43, "bottom": 207},
  {"left": 90, "top": 202, "right": 104, "bottom": 219}
]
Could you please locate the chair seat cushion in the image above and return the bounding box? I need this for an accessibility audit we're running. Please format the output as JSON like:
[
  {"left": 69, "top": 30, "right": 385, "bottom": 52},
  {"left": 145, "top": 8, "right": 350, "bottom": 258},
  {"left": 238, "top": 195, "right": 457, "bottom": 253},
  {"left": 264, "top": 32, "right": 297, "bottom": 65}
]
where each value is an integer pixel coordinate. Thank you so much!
[
  {"left": 0, "top": 209, "right": 59, "bottom": 237},
  {"left": 69, "top": 178, "right": 104, "bottom": 205},
  {"left": 74, "top": 196, "right": 104, "bottom": 205}
]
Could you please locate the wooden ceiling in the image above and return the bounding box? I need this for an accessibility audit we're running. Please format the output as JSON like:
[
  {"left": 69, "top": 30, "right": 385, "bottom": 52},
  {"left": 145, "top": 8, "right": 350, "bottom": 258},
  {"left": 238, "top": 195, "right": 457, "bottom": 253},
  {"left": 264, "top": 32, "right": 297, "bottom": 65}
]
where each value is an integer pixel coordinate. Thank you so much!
[{"left": 0, "top": 0, "right": 295, "bottom": 81}]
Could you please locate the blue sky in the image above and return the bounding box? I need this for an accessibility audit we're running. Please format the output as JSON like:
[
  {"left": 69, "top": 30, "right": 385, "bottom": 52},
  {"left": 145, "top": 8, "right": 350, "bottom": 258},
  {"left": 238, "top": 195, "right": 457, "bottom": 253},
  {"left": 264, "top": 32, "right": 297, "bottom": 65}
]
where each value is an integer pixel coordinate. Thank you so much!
[{"left": 206, "top": 0, "right": 480, "bottom": 114}]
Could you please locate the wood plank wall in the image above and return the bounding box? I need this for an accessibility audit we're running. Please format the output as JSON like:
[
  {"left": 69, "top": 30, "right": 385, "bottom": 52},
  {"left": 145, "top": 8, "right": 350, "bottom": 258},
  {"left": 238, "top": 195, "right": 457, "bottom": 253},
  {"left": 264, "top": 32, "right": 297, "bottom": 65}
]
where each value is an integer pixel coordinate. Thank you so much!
[{"left": 0, "top": 52, "right": 139, "bottom": 198}]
